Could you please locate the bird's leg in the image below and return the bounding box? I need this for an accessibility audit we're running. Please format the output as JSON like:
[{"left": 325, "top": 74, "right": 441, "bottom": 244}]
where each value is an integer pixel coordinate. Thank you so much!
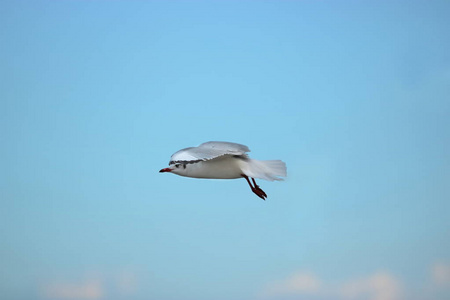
[
  {"left": 242, "top": 174, "right": 254, "bottom": 189},
  {"left": 242, "top": 174, "right": 267, "bottom": 200}
]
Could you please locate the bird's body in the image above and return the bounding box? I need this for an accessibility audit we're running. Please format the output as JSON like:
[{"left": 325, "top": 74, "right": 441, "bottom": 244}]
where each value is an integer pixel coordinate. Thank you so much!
[
  {"left": 159, "top": 141, "right": 286, "bottom": 200},
  {"left": 174, "top": 156, "right": 246, "bottom": 179}
]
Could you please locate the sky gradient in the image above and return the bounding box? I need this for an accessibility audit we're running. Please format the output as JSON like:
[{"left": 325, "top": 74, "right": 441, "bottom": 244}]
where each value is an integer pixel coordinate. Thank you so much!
[{"left": 1, "top": 1, "right": 450, "bottom": 300}]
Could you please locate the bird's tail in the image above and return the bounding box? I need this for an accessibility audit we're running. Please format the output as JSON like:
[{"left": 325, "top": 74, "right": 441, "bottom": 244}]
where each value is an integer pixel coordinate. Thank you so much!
[{"left": 241, "top": 159, "right": 287, "bottom": 181}]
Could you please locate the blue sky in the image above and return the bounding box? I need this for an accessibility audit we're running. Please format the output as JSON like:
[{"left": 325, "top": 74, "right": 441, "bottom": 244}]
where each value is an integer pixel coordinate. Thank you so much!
[{"left": 1, "top": 1, "right": 450, "bottom": 299}]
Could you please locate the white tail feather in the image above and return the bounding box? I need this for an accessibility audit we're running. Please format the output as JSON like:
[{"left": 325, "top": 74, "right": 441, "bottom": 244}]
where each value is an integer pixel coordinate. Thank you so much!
[{"left": 241, "top": 159, "right": 287, "bottom": 181}]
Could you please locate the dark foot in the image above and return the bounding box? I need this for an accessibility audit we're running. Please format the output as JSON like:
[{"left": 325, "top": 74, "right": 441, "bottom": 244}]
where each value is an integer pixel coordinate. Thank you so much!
[
  {"left": 242, "top": 174, "right": 267, "bottom": 200},
  {"left": 252, "top": 185, "right": 267, "bottom": 200},
  {"left": 251, "top": 178, "right": 267, "bottom": 199}
]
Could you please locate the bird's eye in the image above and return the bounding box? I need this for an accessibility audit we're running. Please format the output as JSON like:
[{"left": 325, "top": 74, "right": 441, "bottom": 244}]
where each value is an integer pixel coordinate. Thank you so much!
[{"left": 175, "top": 164, "right": 179, "bottom": 168}]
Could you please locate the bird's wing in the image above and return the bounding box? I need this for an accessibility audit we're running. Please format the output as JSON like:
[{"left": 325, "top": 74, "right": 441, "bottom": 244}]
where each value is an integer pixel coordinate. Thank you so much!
[
  {"left": 169, "top": 141, "right": 250, "bottom": 165},
  {"left": 198, "top": 141, "right": 250, "bottom": 153}
]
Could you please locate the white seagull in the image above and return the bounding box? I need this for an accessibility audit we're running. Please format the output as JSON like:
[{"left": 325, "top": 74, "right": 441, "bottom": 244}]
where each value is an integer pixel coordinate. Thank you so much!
[{"left": 159, "top": 141, "right": 287, "bottom": 200}]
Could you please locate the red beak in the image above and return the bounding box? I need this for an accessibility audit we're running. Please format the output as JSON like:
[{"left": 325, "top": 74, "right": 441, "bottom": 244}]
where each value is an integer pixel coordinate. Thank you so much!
[{"left": 159, "top": 168, "right": 172, "bottom": 173}]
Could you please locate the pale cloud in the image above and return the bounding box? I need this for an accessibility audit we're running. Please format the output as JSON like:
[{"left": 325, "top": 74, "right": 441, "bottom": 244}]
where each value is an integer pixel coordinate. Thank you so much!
[
  {"left": 261, "top": 270, "right": 403, "bottom": 300},
  {"left": 431, "top": 262, "right": 450, "bottom": 288},
  {"left": 39, "top": 268, "right": 141, "bottom": 300},
  {"left": 263, "top": 271, "right": 322, "bottom": 296},
  {"left": 41, "top": 278, "right": 104, "bottom": 300},
  {"left": 339, "top": 271, "right": 403, "bottom": 300}
]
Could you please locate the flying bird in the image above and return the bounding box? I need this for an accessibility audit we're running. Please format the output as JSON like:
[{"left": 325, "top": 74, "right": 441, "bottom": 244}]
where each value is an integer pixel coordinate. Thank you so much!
[{"left": 159, "top": 141, "right": 286, "bottom": 200}]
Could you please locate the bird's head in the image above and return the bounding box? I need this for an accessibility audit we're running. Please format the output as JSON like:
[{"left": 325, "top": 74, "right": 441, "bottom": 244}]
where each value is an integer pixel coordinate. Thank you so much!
[{"left": 159, "top": 163, "right": 187, "bottom": 175}]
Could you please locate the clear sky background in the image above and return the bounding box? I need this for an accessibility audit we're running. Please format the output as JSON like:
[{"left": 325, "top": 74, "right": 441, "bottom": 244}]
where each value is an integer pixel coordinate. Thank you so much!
[{"left": 1, "top": 1, "right": 450, "bottom": 300}]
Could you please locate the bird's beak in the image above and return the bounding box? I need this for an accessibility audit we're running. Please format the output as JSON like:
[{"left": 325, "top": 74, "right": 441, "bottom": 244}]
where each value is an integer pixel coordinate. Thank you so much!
[{"left": 159, "top": 168, "right": 172, "bottom": 173}]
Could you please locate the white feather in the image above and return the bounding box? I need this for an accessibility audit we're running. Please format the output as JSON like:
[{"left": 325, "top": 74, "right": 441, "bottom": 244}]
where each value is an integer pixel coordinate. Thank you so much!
[
  {"left": 240, "top": 159, "right": 287, "bottom": 181},
  {"left": 169, "top": 141, "right": 249, "bottom": 164}
]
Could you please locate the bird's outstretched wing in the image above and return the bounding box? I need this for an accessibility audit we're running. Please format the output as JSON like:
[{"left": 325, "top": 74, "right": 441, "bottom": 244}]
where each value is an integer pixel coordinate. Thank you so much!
[{"left": 169, "top": 141, "right": 250, "bottom": 165}]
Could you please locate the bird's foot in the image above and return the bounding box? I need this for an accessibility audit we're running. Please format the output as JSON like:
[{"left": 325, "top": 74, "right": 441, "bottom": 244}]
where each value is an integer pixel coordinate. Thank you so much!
[
  {"left": 252, "top": 185, "right": 267, "bottom": 200},
  {"left": 242, "top": 174, "right": 268, "bottom": 200}
]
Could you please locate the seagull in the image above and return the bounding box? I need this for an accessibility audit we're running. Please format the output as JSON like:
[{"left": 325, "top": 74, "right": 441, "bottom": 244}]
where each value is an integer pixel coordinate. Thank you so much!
[{"left": 159, "top": 141, "right": 287, "bottom": 200}]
